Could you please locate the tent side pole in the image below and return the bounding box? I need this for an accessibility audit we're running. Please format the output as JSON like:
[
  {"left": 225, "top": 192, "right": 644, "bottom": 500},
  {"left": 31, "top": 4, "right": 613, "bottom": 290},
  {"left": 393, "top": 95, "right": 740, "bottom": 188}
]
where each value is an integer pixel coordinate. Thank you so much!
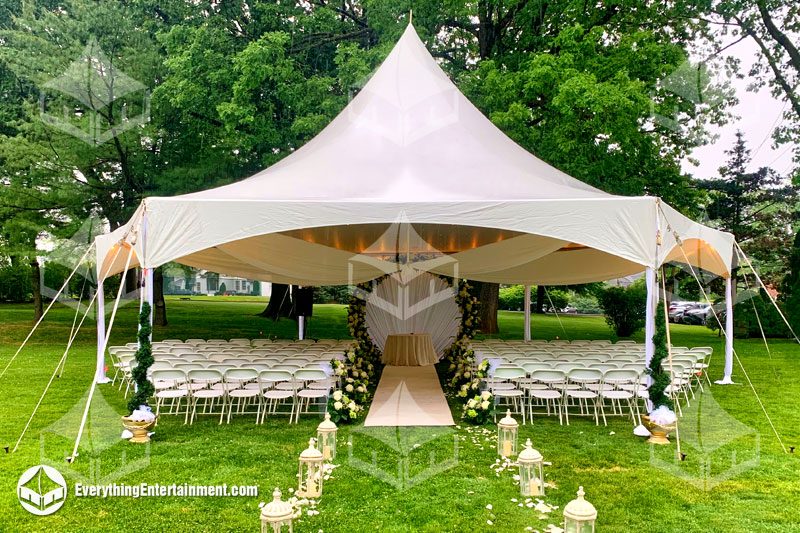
[
  {"left": 94, "top": 280, "right": 109, "bottom": 383},
  {"left": 644, "top": 267, "right": 656, "bottom": 366},
  {"left": 146, "top": 267, "right": 154, "bottom": 340},
  {"left": 716, "top": 276, "right": 735, "bottom": 384},
  {"left": 523, "top": 285, "right": 531, "bottom": 341}
]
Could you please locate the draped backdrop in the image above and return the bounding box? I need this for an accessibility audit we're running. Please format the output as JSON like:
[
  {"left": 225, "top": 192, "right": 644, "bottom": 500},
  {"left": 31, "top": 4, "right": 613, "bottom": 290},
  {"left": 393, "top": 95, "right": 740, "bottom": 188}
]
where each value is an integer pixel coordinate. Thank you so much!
[{"left": 364, "top": 271, "right": 460, "bottom": 358}]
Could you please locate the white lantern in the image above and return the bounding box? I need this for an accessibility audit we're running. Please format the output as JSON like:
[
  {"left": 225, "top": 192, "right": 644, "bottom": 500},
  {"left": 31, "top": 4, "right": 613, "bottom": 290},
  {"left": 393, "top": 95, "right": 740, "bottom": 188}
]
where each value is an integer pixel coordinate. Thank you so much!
[
  {"left": 517, "top": 438, "right": 544, "bottom": 497},
  {"left": 497, "top": 410, "right": 519, "bottom": 457},
  {"left": 298, "top": 438, "right": 324, "bottom": 498},
  {"left": 563, "top": 486, "right": 597, "bottom": 533},
  {"left": 317, "top": 412, "right": 338, "bottom": 461},
  {"left": 260, "top": 488, "right": 294, "bottom": 533}
]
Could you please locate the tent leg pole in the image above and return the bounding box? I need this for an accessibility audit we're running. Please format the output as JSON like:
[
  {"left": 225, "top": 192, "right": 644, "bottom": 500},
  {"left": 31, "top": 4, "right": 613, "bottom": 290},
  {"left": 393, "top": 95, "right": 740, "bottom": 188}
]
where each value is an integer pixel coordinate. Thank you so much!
[
  {"left": 146, "top": 267, "right": 154, "bottom": 340},
  {"left": 523, "top": 285, "right": 531, "bottom": 341},
  {"left": 95, "top": 281, "right": 110, "bottom": 383},
  {"left": 716, "top": 276, "right": 735, "bottom": 385},
  {"left": 298, "top": 315, "right": 305, "bottom": 340}
]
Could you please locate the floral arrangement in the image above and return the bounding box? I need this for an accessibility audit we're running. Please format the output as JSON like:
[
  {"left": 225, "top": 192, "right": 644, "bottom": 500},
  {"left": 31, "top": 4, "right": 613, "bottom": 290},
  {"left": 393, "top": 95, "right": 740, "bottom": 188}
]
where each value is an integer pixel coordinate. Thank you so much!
[
  {"left": 443, "top": 279, "right": 481, "bottom": 381},
  {"left": 434, "top": 278, "right": 496, "bottom": 425},
  {"left": 326, "top": 282, "right": 385, "bottom": 423},
  {"left": 463, "top": 390, "right": 495, "bottom": 424},
  {"left": 452, "top": 358, "right": 490, "bottom": 399},
  {"left": 328, "top": 389, "right": 364, "bottom": 423},
  {"left": 346, "top": 280, "right": 384, "bottom": 368}
]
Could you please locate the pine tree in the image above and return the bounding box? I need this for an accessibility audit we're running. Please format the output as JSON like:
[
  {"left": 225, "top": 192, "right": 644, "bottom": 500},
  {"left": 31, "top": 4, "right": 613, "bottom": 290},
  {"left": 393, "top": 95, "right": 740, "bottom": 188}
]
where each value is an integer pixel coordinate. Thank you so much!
[{"left": 783, "top": 231, "right": 800, "bottom": 334}]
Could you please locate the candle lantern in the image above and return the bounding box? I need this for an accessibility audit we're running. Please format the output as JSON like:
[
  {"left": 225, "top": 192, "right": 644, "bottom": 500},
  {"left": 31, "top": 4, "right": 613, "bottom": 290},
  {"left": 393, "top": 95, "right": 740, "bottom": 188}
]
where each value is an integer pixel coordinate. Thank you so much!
[
  {"left": 317, "top": 412, "right": 338, "bottom": 461},
  {"left": 517, "top": 438, "right": 544, "bottom": 497},
  {"left": 260, "top": 488, "right": 294, "bottom": 533},
  {"left": 298, "top": 438, "right": 324, "bottom": 498},
  {"left": 497, "top": 410, "right": 519, "bottom": 457},
  {"left": 563, "top": 486, "right": 597, "bottom": 533}
]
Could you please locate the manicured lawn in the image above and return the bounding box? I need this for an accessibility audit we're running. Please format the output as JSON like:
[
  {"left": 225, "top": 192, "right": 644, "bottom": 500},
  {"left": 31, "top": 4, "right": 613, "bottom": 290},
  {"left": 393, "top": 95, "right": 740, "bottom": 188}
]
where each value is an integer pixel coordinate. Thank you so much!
[{"left": 0, "top": 298, "right": 798, "bottom": 532}]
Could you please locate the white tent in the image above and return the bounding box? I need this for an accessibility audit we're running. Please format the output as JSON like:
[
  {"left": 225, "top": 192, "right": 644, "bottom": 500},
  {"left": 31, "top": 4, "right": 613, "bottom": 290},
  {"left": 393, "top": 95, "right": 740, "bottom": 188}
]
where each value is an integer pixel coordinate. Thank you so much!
[{"left": 93, "top": 24, "right": 737, "bottom": 382}]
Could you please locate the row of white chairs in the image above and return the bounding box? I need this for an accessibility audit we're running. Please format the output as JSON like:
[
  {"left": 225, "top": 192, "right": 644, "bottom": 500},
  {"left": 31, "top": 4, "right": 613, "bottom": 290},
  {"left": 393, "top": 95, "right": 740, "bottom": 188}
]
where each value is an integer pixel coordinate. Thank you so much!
[
  {"left": 150, "top": 367, "right": 332, "bottom": 425},
  {"left": 485, "top": 348, "right": 710, "bottom": 424}
]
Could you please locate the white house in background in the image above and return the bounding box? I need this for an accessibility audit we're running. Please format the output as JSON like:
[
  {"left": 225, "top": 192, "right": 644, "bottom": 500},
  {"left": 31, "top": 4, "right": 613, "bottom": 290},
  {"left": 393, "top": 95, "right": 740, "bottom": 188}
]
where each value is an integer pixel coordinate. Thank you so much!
[
  {"left": 165, "top": 270, "right": 266, "bottom": 296},
  {"left": 260, "top": 282, "right": 272, "bottom": 297}
]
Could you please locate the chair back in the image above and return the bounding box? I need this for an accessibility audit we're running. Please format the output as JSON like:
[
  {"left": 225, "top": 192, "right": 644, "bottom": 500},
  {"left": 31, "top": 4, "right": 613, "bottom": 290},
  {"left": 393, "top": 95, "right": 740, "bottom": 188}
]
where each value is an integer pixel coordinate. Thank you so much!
[
  {"left": 492, "top": 366, "right": 526, "bottom": 379},
  {"left": 188, "top": 369, "right": 223, "bottom": 384},
  {"left": 295, "top": 369, "right": 329, "bottom": 382},
  {"left": 530, "top": 369, "right": 566, "bottom": 384},
  {"left": 151, "top": 369, "right": 187, "bottom": 383},
  {"left": 567, "top": 368, "right": 603, "bottom": 384},
  {"left": 259, "top": 370, "right": 294, "bottom": 386},
  {"left": 602, "top": 369, "right": 639, "bottom": 385}
]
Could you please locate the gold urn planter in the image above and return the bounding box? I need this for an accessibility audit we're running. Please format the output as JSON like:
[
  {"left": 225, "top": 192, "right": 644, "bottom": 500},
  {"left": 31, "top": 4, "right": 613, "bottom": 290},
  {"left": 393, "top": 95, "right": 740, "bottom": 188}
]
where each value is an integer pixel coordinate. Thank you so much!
[
  {"left": 121, "top": 415, "right": 157, "bottom": 443},
  {"left": 641, "top": 414, "right": 676, "bottom": 445}
]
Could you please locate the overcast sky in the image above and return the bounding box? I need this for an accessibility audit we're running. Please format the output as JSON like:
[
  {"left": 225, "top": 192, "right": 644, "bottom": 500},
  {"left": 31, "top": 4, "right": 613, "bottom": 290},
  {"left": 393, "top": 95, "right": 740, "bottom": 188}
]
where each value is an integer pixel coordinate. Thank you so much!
[{"left": 681, "top": 37, "right": 797, "bottom": 180}]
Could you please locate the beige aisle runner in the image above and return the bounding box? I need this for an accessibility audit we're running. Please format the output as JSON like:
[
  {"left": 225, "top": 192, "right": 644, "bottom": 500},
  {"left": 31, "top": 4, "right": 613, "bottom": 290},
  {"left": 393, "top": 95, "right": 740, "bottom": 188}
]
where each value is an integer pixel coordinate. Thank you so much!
[{"left": 364, "top": 365, "right": 455, "bottom": 427}]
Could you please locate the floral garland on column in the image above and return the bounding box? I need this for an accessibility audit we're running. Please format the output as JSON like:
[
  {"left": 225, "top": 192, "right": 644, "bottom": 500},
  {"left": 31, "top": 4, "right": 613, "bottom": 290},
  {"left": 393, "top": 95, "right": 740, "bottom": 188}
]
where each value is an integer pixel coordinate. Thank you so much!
[
  {"left": 441, "top": 278, "right": 493, "bottom": 424},
  {"left": 328, "top": 279, "right": 385, "bottom": 424}
]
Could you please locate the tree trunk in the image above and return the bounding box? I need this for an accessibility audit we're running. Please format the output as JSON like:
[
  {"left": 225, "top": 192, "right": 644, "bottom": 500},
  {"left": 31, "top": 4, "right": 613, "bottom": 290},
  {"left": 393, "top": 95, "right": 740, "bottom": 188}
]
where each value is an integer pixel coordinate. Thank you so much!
[
  {"left": 153, "top": 267, "right": 168, "bottom": 326},
  {"left": 535, "top": 285, "right": 545, "bottom": 314},
  {"left": 475, "top": 281, "right": 500, "bottom": 334},
  {"left": 124, "top": 268, "right": 138, "bottom": 296},
  {"left": 30, "top": 259, "right": 43, "bottom": 321},
  {"left": 258, "top": 283, "right": 294, "bottom": 320}
]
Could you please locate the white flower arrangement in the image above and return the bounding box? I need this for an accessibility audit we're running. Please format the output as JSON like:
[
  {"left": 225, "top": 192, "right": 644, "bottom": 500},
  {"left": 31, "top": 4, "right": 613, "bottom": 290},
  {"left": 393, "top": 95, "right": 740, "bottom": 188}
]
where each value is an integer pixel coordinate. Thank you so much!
[
  {"left": 328, "top": 390, "right": 363, "bottom": 423},
  {"left": 462, "top": 390, "right": 495, "bottom": 424}
]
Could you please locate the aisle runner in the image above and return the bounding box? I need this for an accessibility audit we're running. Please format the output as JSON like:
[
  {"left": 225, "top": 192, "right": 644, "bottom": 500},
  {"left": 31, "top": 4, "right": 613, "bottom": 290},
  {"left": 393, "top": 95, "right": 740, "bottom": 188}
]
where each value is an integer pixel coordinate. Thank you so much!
[{"left": 364, "top": 366, "right": 455, "bottom": 427}]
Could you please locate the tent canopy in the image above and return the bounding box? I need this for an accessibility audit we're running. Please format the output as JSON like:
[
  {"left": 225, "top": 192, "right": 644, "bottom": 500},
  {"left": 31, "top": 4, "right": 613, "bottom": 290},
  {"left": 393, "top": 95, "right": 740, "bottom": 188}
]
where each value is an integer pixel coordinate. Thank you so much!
[{"left": 96, "top": 24, "right": 734, "bottom": 285}]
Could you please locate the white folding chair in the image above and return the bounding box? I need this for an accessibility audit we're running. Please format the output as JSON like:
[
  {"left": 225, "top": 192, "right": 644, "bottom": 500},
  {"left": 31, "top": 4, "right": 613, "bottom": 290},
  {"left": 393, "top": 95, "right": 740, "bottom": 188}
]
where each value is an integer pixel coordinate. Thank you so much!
[
  {"left": 152, "top": 369, "right": 190, "bottom": 424},
  {"left": 225, "top": 369, "right": 261, "bottom": 424},
  {"left": 187, "top": 369, "right": 226, "bottom": 424},
  {"left": 259, "top": 370, "right": 296, "bottom": 422},
  {"left": 600, "top": 369, "right": 639, "bottom": 424},
  {"left": 490, "top": 367, "right": 527, "bottom": 424},
  {"left": 293, "top": 369, "right": 331, "bottom": 423},
  {"left": 564, "top": 369, "right": 604, "bottom": 425},
  {"left": 527, "top": 370, "right": 565, "bottom": 424}
]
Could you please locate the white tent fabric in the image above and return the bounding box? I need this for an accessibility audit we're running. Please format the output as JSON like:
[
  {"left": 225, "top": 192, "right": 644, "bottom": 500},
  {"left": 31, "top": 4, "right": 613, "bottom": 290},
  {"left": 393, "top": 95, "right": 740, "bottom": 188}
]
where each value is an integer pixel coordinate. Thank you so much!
[
  {"left": 364, "top": 271, "right": 461, "bottom": 357},
  {"left": 95, "top": 23, "right": 735, "bottom": 285}
]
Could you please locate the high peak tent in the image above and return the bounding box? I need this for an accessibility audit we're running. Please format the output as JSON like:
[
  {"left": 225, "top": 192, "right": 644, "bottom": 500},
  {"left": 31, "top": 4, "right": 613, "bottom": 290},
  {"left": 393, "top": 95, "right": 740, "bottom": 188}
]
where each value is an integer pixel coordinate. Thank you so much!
[{"left": 94, "top": 23, "right": 737, "bottom": 380}]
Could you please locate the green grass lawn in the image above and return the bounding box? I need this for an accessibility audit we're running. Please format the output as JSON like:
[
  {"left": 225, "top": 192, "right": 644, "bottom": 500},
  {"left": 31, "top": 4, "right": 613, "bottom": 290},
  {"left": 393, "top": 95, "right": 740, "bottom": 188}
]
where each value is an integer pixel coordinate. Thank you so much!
[{"left": 1, "top": 298, "right": 799, "bottom": 532}]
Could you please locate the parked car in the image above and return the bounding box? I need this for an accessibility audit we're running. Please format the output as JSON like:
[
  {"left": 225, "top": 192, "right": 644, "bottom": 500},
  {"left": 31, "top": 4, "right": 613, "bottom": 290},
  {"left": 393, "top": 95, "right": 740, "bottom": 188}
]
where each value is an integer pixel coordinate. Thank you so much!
[
  {"left": 669, "top": 301, "right": 693, "bottom": 323},
  {"left": 682, "top": 304, "right": 713, "bottom": 325},
  {"left": 669, "top": 301, "right": 708, "bottom": 323}
]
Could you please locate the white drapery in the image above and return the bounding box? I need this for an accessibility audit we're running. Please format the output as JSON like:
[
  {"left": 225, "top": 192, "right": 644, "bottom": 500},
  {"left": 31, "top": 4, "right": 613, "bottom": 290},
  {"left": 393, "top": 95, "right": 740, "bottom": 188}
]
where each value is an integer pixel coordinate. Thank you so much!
[{"left": 364, "top": 271, "right": 460, "bottom": 358}]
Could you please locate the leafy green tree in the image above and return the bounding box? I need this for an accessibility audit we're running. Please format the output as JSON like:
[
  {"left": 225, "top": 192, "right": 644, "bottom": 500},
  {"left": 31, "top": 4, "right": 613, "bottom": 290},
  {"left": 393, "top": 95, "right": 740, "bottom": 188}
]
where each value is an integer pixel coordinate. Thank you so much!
[
  {"left": 681, "top": 0, "right": 800, "bottom": 175},
  {"left": 597, "top": 282, "right": 647, "bottom": 337}
]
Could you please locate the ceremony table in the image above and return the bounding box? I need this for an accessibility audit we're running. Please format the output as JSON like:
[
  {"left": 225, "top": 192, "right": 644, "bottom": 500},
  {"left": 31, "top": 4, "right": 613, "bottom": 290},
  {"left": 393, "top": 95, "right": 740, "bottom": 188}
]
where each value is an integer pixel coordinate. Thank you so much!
[{"left": 382, "top": 333, "right": 438, "bottom": 366}]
